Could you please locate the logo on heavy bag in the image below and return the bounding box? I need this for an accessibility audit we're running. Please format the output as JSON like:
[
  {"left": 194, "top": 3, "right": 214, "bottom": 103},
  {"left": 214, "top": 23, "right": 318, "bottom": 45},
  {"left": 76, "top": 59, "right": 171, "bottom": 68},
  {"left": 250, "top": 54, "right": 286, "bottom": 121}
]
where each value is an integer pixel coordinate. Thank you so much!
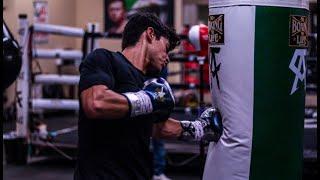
[
  {"left": 210, "top": 47, "right": 221, "bottom": 90},
  {"left": 209, "top": 14, "right": 224, "bottom": 45},
  {"left": 289, "top": 15, "right": 308, "bottom": 47},
  {"left": 289, "top": 49, "right": 306, "bottom": 95}
]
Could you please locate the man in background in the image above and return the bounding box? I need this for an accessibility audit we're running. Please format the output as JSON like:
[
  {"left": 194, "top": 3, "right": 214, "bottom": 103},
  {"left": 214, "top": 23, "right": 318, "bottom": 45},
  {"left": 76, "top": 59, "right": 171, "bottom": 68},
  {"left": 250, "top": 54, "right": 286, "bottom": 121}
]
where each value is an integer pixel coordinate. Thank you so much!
[{"left": 106, "top": 0, "right": 128, "bottom": 34}]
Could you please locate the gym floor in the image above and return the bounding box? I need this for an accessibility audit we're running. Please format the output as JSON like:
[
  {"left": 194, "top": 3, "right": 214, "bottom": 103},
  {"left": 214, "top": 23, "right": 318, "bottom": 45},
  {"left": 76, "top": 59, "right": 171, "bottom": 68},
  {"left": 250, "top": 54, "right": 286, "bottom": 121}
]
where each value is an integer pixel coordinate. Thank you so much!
[
  {"left": 3, "top": 159, "right": 200, "bottom": 180},
  {"left": 3, "top": 156, "right": 318, "bottom": 180},
  {"left": 3, "top": 112, "right": 318, "bottom": 180},
  {"left": 3, "top": 112, "right": 202, "bottom": 180}
]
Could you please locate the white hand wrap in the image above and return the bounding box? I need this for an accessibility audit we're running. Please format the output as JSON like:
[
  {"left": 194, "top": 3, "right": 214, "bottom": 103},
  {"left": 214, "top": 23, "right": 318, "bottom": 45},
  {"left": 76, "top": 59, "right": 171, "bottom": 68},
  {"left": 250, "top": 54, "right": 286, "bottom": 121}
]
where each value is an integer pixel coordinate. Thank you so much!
[
  {"left": 123, "top": 91, "right": 153, "bottom": 117},
  {"left": 180, "top": 120, "right": 205, "bottom": 141}
]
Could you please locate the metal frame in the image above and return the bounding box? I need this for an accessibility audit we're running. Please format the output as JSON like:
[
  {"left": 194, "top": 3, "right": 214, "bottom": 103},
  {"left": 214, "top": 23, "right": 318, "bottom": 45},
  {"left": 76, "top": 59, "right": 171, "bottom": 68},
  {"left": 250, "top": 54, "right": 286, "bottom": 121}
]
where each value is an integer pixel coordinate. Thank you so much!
[{"left": 15, "top": 20, "right": 100, "bottom": 142}]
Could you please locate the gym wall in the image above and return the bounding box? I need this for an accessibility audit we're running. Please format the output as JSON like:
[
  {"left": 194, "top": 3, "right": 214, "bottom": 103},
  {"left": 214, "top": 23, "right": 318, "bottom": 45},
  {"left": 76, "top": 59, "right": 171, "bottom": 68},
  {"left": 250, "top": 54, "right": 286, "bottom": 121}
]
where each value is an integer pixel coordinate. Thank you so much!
[{"left": 3, "top": 0, "right": 185, "bottom": 107}]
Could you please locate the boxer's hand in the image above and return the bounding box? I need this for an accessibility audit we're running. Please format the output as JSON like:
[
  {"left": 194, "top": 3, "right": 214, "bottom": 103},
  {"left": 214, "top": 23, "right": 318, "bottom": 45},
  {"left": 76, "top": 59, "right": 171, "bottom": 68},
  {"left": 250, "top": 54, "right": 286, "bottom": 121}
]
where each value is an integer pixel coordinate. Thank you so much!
[
  {"left": 123, "top": 78, "right": 175, "bottom": 121},
  {"left": 180, "top": 107, "right": 223, "bottom": 142}
]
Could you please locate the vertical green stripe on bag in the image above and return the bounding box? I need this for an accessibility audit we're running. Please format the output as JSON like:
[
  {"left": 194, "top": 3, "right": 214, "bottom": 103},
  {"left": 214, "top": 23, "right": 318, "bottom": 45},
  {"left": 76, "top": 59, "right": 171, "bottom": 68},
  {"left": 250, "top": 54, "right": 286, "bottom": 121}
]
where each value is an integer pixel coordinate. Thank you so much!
[{"left": 250, "top": 6, "right": 308, "bottom": 180}]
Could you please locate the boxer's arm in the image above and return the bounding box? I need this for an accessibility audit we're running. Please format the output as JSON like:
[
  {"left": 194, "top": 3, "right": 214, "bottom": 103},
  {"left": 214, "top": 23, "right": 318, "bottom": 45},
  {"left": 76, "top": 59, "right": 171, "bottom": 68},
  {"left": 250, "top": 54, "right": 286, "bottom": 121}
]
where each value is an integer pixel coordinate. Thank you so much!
[
  {"left": 153, "top": 118, "right": 182, "bottom": 139},
  {"left": 81, "top": 85, "right": 129, "bottom": 119},
  {"left": 81, "top": 77, "right": 176, "bottom": 120},
  {"left": 153, "top": 108, "right": 223, "bottom": 142}
]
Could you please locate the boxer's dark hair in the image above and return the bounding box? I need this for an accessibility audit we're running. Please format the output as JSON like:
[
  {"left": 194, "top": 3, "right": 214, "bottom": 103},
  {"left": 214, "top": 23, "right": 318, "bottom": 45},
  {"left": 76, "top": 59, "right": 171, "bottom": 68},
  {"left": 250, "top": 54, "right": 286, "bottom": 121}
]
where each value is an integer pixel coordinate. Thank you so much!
[{"left": 122, "top": 12, "right": 180, "bottom": 51}]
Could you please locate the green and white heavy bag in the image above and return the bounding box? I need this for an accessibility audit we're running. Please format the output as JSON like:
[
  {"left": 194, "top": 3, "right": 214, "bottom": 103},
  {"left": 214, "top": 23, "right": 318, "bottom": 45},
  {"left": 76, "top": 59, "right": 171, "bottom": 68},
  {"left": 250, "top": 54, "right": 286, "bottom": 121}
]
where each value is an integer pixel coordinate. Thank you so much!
[{"left": 206, "top": 0, "right": 309, "bottom": 180}]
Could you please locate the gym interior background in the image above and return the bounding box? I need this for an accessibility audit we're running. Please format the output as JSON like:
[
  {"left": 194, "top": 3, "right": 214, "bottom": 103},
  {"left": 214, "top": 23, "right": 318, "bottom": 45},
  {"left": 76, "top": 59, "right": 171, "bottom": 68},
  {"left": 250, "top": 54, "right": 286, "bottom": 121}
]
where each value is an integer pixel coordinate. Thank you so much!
[{"left": 2, "top": 0, "right": 318, "bottom": 179}]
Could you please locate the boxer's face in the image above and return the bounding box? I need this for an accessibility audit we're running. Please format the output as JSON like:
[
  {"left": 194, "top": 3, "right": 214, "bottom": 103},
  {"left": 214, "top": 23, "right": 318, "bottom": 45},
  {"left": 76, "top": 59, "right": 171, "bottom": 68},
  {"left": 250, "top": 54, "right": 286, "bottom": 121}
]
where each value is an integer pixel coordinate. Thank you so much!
[{"left": 147, "top": 36, "right": 170, "bottom": 74}]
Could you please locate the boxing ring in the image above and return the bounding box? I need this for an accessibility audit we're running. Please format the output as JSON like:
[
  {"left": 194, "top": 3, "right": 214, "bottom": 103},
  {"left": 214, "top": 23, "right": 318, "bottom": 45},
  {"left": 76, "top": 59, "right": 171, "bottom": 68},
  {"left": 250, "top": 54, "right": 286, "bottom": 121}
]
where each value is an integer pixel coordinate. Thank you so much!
[
  {"left": 16, "top": 21, "right": 85, "bottom": 138},
  {"left": 2, "top": 15, "right": 105, "bottom": 162}
]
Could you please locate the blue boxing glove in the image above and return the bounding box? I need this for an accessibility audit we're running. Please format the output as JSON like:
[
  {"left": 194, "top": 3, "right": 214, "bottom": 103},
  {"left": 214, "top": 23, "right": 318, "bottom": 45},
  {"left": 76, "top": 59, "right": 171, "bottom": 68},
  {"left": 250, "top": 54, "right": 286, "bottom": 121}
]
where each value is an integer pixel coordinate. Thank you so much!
[
  {"left": 180, "top": 107, "right": 223, "bottom": 142},
  {"left": 123, "top": 77, "right": 175, "bottom": 121}
]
